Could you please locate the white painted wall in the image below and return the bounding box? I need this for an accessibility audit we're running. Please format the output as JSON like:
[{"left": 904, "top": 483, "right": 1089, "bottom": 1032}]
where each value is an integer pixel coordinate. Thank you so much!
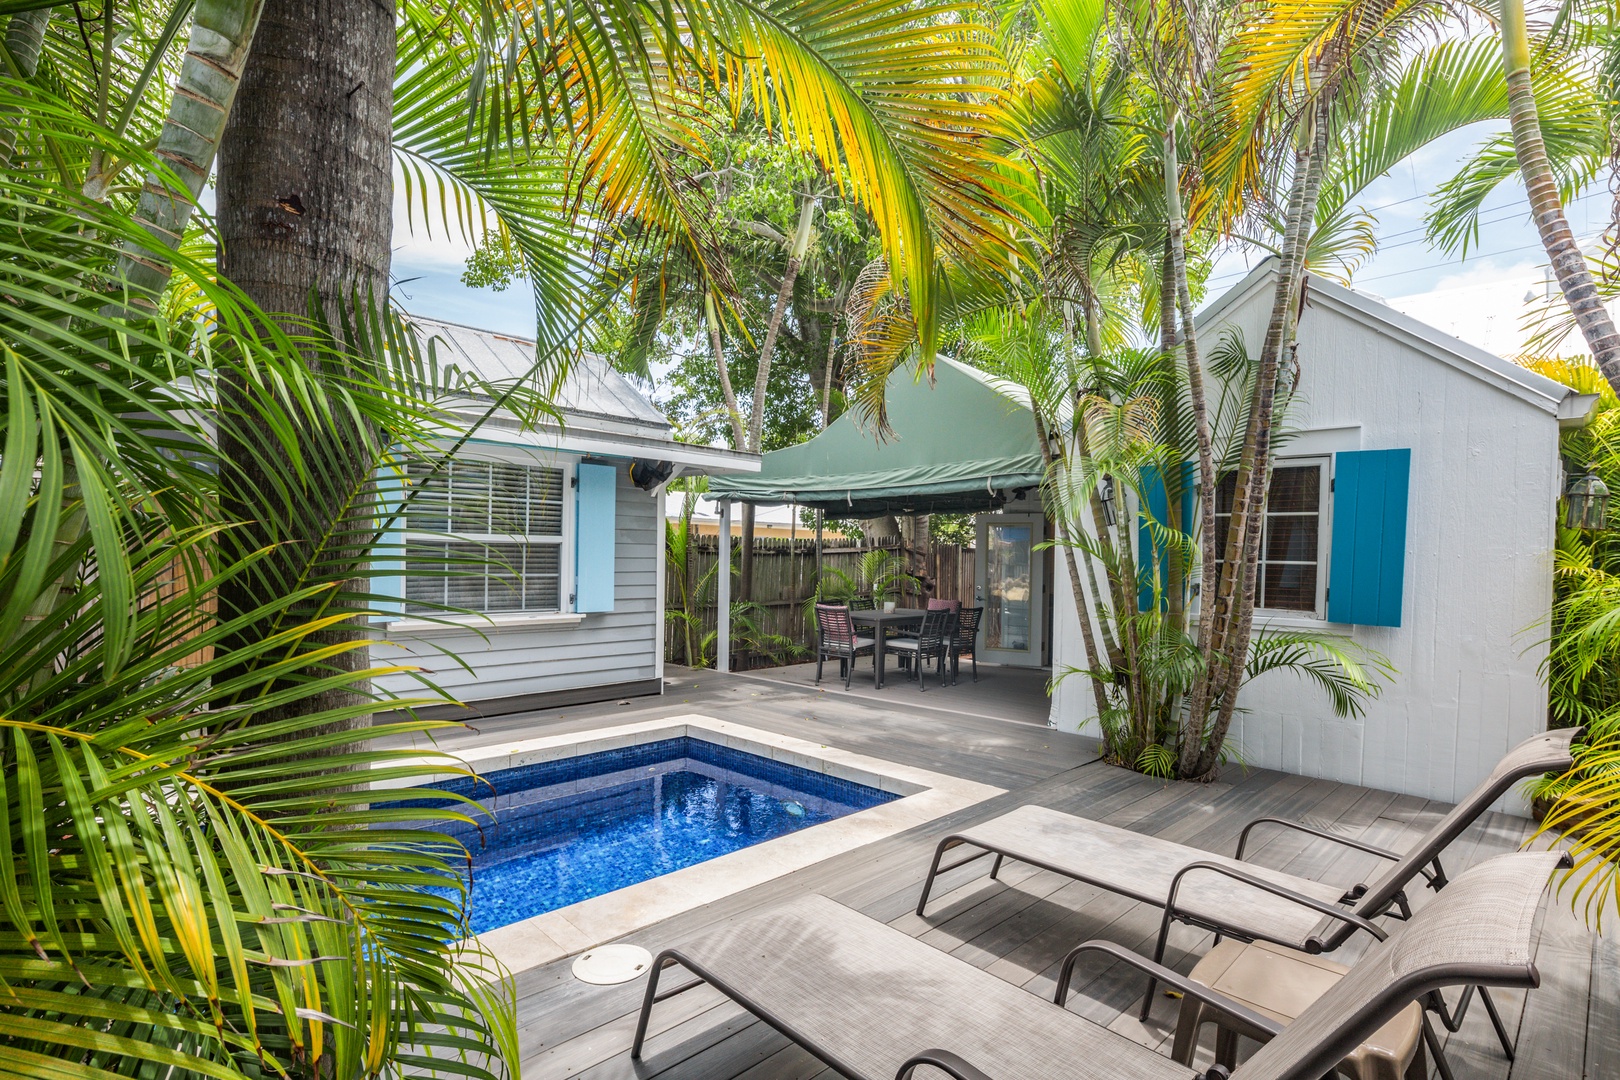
[
  {"left": 1052, "top": 278, "right": 1563, "bottom": 810},
  {"left": 374, "top": 466, "right": 663, "bottom": 706}
]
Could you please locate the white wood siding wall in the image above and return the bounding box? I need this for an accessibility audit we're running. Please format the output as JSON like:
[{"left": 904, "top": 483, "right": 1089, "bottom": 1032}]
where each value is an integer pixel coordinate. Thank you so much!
[
  {"left": 373, "top": 468, "right": 662, "bottom": 703},
  {"left": 1052, "top": 287, "right": 1560, "bottom": 810}
]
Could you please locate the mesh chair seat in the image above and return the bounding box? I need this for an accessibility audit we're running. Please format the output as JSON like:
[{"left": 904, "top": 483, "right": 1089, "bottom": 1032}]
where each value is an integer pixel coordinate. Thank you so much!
[{"left": 633, "top": 853, "right": 1563, "bottom": 1080}]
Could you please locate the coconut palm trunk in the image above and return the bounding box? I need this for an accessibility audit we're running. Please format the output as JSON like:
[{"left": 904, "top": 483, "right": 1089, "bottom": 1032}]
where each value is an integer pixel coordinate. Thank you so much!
[
  {"left": 214, "top": 0, "right": 394, "bottom": 743},
  {"left": 1500, "top": 0, "right": 1620, "bottom": 393}
]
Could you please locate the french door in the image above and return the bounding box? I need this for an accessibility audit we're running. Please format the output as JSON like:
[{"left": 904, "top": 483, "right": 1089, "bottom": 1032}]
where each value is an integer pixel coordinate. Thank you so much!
[{"left": 974, "top": 515, "right": 1045, "bottom": 667}]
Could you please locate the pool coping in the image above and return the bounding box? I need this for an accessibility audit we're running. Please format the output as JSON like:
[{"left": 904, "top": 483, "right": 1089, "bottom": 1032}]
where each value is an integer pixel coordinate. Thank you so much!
[{"left": 377, "top": 713, "right": 1004, "bottom": 976}]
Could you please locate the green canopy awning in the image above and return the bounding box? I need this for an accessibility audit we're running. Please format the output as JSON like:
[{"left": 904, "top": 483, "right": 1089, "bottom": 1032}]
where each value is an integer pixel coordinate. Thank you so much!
[{"left": 708, "top": 357, "right": 1045, "bottom": 516}]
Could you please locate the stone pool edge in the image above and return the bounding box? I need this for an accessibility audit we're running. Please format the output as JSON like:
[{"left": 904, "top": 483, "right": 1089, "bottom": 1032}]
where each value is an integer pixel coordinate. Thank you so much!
[{"left": 377, "top": 713, "right": 1005, "bottom": 977}]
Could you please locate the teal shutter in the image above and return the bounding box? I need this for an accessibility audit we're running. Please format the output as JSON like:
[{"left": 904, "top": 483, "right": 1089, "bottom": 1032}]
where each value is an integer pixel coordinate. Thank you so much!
[
  {"left": 575, "top": 462, "right": 617, "bottom": 612},
  {"left": 1327, "top": 448, "right": 1410, "bottom": 626},
  {"left": 1138, "top": 461, "right": 1195, "bottom": 611},
  {"left": 373, "top": 464, "right": 405, "bottom": 622}
]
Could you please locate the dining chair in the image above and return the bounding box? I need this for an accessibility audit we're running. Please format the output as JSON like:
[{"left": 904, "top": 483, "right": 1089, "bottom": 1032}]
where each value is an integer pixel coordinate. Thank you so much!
[
  {"left": 814, "top": 603, "right": 875, "bottom": 690},
  {"left": 885, "top": 608, "right": 954, "bottom": 691},
  {"left": 949, "top": 606, "right": 983, "bottom": 683}
]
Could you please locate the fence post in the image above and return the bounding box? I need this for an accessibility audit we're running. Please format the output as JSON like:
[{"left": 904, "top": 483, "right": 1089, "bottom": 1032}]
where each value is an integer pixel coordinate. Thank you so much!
[{"left": 717, "top": 500, "right": 731, "bottom": 673}]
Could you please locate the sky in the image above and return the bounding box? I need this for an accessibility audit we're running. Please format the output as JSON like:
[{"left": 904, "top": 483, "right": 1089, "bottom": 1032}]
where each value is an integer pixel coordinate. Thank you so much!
[{"left": 388, "top": 118, "right": 1613, "bottom": 363}]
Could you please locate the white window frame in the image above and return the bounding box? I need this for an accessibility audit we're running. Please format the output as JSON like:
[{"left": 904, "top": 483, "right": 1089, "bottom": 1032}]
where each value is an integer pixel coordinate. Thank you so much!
[
  {"left": 401, "top": 448, "right": 577, "bottom": 616},
  {"left": 1214, "top": 455, "right": 1332, "bottom": 622}
]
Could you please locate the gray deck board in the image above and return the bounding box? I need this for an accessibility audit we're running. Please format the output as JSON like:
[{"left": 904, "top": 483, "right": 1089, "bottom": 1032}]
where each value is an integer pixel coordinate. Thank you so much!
[{"left": 413, "top": 672, "right": 1605, "bottom": 1079}]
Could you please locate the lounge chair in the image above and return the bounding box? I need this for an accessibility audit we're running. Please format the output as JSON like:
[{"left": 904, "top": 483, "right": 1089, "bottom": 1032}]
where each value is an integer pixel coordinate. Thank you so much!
[
  {"left": 631, "top": 850, "right": 1566, "bottom": 1080},
  {"left": 915, "top": 728, "right": 1578, "bottom": 990}
]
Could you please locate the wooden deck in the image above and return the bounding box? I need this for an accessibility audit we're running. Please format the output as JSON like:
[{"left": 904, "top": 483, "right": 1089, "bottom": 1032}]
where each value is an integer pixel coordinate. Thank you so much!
[{"left": 409, "top": 670, "right": 1611, "bottom": 1080}]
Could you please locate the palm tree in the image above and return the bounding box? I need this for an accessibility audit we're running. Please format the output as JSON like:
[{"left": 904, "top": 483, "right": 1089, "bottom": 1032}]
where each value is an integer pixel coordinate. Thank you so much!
[
  {"left": 1496, "top": 0, "right": 1620, "bottom": 394},
  {"left": 0, "top": 2, "right": 1034, "bottom": 1070},
  {"left": 0, "top": 89, "right": 531, "bottom": 1078}
]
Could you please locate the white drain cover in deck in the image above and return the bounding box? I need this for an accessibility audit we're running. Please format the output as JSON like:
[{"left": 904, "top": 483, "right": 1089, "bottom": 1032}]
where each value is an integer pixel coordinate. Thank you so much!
[{"left": 572, "top": 944, "right": 653, "bottom": 984}]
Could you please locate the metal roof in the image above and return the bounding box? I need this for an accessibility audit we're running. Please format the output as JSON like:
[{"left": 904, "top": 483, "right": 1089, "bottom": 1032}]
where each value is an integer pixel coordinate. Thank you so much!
[
  {"left": 408, "top": 316, "right": 760, "bottom": 474},
  {"left": 410, "top": 316, "right": 670, "bottom": 430}
]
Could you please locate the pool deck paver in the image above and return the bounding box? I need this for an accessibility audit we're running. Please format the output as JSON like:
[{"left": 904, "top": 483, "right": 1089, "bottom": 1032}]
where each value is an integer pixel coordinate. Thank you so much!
[{"left": 392, "top": 666, "right": 1607, "bottom": 1080}]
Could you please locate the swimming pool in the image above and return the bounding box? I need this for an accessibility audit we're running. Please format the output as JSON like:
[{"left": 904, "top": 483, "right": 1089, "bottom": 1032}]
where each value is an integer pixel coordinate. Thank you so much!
[{"left": 419, "top": 736, "right": 898, "bottom": 933}]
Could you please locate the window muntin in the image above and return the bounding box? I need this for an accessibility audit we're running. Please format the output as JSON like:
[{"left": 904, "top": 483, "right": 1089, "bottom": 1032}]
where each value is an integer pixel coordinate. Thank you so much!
[
  {"left": 1213, "top": 460, "right": 1327, "bottom": 615},
  {"left": 402, "top": 460, "right": 567, "bottom": 614}
]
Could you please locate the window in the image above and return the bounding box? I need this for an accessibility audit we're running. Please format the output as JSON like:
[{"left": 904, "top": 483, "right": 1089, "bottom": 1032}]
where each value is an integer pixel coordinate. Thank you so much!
[
  {"left": 402, "top": 459, "right": 567, "bottom": 614},
  {"left": 1213, "top": 459, "right": 1328, "bottom": 615}
]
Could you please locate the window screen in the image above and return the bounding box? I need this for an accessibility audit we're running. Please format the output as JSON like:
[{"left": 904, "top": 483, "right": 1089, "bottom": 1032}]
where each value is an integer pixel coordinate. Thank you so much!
[
  {"left": 402, "top": 460, "right": 566, "bottom": 613},
  {"left": 1213, "top": 462, "right": 1325, "bottom": 614}
]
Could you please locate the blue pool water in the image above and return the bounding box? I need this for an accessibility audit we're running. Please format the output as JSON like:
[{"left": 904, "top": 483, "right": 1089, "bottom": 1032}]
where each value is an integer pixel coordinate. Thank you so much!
[{"left": 414, "top": 736, "right": 897, "bottom": 933}]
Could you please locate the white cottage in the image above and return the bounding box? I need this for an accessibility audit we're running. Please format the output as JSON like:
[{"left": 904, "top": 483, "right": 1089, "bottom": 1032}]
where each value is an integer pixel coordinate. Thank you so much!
[
  {"left": 1052, "top": 263, "right": 1598, "bottom": 806},
  {"left": 372, "top": 318, "right": 757, "bottom": 717}
]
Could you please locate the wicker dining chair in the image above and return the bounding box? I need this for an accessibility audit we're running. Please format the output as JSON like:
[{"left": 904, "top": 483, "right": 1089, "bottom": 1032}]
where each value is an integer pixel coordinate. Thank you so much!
[
  {"left": 949, "top": 606, "right": 983, "bottom": 684},
  {"left": 885, "top": 608, "right": 954, "bottom": 691},
  {"left": 814, "top": 602, "right": 875, "bottom": 690}
]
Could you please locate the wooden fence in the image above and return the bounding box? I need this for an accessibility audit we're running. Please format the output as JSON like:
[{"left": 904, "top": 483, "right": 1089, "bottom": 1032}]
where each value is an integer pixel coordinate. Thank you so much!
[{"left": 664, "top": 536, "right": 976, "bottom": 670}]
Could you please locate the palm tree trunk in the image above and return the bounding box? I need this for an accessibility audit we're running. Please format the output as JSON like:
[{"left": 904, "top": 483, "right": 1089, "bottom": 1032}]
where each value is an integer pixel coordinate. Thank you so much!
[
  {"left": 1076, "top": 276, "right": 1125, "bottom": 669},
  {"left": 214, "top": 0, "right": 394, "bottom": 748},
  {"left": 0, "top": 10, "right": 49, "bottom": 168},
  {"left": 1163, "top": 109, "right": 1222, "bottom": 766},
  {"left": 1034, "top": 411, "right": 1111, "bottom": 720},
  {"left": 120, "top": 0, "right": 267, "bottom": 298},
  {"left": 1500, "top": 0, "right": 1620, "bottom": 393},
  {"left": 741, "top": 193, "right": 819, "bottom": 604},
  {"left": 1191, "top": 101, "right": 1331, "bottom": 779}
]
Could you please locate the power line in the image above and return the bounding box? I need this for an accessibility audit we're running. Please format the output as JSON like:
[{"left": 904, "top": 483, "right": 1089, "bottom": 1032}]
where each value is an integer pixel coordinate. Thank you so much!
[{"left": 1200, "top": 189, "right": 1610, "bottom": 294}]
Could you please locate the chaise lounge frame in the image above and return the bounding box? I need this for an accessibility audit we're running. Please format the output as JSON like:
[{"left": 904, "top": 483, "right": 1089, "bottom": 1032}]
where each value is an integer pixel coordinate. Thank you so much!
[
  {"left": 631, "top": 851, "right": 1567, "bottom": 1080},
  {"left": 913, "top": 726, "right": 1579, "bottom": 1070}
]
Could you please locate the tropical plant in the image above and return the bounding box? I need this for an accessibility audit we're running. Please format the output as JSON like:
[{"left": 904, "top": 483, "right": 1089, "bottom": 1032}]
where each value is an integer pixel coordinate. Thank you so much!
[
  {"left": 960, "top": 300, "right": 1391, "bottom": 772},
  {"left": 806, "top": 549, "right": 922, "bottom": 612},
  {"left": 1492, "top": 0, "right": 1620, "bottom": 394},
  {"left": 0, "top": 85, "right": 532, "bottom": 1079},
  {"left": 666, "top": 486, "right": 706, "bottom": 667},
  {"left": 1517, "top": 358, "right": 1620, "bottom": 922}
]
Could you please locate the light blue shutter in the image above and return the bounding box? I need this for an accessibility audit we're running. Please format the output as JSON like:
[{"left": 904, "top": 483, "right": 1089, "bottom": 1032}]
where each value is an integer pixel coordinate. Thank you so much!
[
  {"left": 373, "top": 464, "right": 405, "bottom": 622},
  {"left": 1327, "top": 448, "right": 1411, "bottom": 626},
  {"left": 574, "top": 462, "right": 617, "bottom": 612},
  {"left": 1138, "top": 461, "right": 1196, "bottom": 611}
]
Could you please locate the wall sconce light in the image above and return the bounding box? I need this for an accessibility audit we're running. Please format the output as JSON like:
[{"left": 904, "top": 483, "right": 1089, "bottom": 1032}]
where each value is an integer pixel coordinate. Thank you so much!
[
  {"left": 1565, "top": 464, "right": 1611, "bottom": 530},
  {"left": 1099, "top": 474, "right": 1117, "bottom": 526}
]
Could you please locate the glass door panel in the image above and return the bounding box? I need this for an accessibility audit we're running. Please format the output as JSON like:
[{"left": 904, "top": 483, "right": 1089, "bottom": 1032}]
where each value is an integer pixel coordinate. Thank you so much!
[{"left": 984, "top": 522, "right": 1033, "bottom": 657}]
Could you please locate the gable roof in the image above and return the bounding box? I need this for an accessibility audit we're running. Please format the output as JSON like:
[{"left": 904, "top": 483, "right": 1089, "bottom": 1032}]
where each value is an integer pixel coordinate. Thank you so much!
[
  {"left": 707, "top": 355, "right": 1044, "bottom": 513},
  {"left": 409, "top": 316, "right": 758, "bottom": 474},
  {"left": 411, "top": 316, "right": 669, "bottom": 429},
  {"left": 1198, "top": 259, "right": 1585, "bottom": 418}
]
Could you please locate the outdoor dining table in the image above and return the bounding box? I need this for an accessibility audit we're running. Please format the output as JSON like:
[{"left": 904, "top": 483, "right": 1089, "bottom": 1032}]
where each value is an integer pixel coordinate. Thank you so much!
[{"left": 849, "top": 607, "right": 926, "bottom": 689}]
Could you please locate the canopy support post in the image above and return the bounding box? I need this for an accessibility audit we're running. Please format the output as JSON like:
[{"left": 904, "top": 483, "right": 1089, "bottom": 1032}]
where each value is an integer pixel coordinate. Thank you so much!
[
  {"left": 815, "top": 509, "right": 824, "bottom": 596},
  {"left": 717, "top": 499, "right": 732, "bottom": 673}
]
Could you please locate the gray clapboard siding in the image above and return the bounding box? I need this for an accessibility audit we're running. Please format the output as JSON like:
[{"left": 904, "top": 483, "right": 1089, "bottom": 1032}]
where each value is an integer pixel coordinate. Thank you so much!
[
  {"left": 375, "top": 471, "right": 663, "bottom": 703},
  {"left": 1051, "top": 268, "right": 1567, "bottom": 808}
]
